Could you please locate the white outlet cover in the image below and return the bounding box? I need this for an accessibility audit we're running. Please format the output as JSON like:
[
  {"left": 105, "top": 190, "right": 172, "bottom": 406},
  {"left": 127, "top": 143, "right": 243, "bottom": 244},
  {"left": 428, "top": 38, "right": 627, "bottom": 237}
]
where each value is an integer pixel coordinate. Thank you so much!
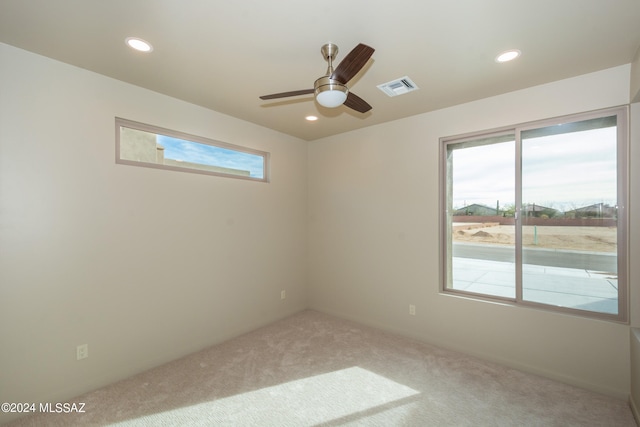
[{"left": 77, "top": 344, "right": 88, "bottom": 360}]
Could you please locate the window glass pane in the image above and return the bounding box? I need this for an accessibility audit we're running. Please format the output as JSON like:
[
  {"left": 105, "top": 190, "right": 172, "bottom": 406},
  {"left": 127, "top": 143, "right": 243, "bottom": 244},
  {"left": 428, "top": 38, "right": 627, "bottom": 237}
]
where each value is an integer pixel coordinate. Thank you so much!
[
  {"left": 157, "top": 135, "right": 265, "bottom": 179},
  {"left": 117, "top": 119, "right": 268, "bottom": 181},
  {"left": 521, "top": 117, "right": 618, "bottom": 314},
  {"left": 441, "top": 107, "right": 626, "bottom": 321},
  {"left": 447, "top": 137, "right": 516, "bottom": 299}
]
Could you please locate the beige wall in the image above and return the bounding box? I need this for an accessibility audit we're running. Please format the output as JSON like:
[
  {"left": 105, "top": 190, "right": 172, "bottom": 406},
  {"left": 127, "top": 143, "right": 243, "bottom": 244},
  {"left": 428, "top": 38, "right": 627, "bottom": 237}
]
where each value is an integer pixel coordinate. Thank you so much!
[
  {"left": 308, "top": 64, "right": 637, "bottom": 399},
  {"left": 630, "top": 102, "right": 640, "bottom": 329},
  {"left": 631, "top": 46, "right": 640, "bottom": 103},
  {"left": 632, "top": 329, "right": 640, "bottom": 420},
  {"left": 0, "top": 43, "right": 308, "bottom": 424}
]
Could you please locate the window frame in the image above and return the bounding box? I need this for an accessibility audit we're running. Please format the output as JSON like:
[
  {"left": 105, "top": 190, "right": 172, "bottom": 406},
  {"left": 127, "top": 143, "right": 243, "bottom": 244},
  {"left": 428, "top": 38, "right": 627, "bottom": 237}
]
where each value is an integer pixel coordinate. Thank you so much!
[
  {"left": 115, "top": 117, "right": 270, "bottom": 183},
  {"left": 439, "top": 106, "right": 629, "bottom": 323}
]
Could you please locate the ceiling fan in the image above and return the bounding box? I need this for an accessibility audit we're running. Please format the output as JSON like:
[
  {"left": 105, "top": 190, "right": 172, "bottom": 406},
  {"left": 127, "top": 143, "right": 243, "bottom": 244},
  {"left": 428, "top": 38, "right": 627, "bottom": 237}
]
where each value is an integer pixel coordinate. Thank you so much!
[{"left": 259, "top": 43, "right": 375, "bottom": 113}]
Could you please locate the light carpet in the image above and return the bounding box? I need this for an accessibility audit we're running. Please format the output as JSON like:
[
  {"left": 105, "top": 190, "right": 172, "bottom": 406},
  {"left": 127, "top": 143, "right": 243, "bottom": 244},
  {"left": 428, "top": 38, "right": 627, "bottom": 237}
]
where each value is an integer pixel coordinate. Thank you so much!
[{"left": 7, "top": 310, "right": 636, "bottom": 426}]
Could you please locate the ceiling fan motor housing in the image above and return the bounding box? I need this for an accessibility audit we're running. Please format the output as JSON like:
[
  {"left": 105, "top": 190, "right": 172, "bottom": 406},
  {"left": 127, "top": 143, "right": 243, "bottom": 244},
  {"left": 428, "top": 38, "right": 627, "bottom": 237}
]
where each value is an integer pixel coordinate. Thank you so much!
[{"left": 314, "top": 76, "right": 348, "bottom": 108}]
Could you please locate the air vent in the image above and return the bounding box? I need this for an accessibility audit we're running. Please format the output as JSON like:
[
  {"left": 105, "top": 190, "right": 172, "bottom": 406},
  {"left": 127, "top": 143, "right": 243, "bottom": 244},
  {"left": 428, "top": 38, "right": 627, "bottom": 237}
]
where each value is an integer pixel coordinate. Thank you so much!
[{"left": 377, "top": 76, "right": 419, "bottom": 97}]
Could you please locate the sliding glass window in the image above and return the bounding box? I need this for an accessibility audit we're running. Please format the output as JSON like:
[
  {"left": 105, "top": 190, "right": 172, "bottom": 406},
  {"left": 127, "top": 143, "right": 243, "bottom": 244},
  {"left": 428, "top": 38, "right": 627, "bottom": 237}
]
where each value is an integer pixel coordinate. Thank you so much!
[{"left": 440, "top": 107, "right": 628, "bottom": 322}]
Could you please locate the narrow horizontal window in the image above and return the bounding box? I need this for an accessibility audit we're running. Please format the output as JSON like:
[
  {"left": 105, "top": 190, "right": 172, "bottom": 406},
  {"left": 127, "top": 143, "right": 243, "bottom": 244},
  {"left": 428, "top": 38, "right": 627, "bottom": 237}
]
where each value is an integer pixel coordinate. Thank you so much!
[
  {"left": 116, "top": 118, "right": 269, "bottom": 182},
  {"left": 440, "top": 106, "right": 628, "bottom": 322}
]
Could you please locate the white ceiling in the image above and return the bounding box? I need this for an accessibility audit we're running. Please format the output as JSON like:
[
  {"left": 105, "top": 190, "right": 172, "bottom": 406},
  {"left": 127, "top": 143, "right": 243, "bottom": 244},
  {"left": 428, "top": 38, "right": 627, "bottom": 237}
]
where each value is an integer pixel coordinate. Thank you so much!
[{"left": 2, "top": 0, "right": 640, "bottom": 141}]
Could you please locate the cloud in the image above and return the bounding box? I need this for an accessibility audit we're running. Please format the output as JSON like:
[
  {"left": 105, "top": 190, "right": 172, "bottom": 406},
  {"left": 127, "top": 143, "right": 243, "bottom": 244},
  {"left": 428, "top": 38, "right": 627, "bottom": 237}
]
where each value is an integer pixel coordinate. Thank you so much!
[
  {"left": 158, "top": 136, "right": 264, "bottom": 178},
  {"left": 451, "top": 127, "right": 617, "bottom": 211}
]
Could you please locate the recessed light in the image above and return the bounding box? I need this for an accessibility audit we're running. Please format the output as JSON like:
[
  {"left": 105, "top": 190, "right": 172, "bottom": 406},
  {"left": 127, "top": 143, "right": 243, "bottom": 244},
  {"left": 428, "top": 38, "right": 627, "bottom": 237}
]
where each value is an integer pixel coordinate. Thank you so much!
[
  {"left": 305, "top": 115, "right": 318, "bottom": 121},
  {"left": 125, "top": 37, "right": 153, "bottom": 53},
  {"left": 495, "top": 49, "right": 521, "bottom": 63}
]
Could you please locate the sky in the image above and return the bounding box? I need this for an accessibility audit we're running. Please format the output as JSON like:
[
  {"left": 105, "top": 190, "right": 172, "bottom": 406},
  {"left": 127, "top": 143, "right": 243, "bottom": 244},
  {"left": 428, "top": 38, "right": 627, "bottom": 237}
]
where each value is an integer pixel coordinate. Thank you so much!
[
  {"left": 451, "top": 126, "right": 618, "bottom": 212},
  {"left": 157, "top": 135, "right": 265, "bottom": 179}
]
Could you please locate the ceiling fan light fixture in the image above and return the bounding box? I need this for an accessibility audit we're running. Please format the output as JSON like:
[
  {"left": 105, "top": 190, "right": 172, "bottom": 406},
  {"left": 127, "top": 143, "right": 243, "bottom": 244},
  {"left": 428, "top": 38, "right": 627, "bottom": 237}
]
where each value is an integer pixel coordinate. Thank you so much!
[{"left": 314, "top": 76, "right": 348, "bottom": 108}]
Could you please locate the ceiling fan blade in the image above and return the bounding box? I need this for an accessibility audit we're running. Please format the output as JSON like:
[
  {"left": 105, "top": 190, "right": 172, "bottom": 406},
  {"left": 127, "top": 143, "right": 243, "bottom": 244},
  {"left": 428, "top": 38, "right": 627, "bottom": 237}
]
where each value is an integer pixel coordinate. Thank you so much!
[
  {"left": 344, "top": 92, "right": 372, "bottom": 113},
  {"left": 331, "top": 43, "right": 375, "bottom": 84},
  {"left": 260, "top": 89, "right": 314, "bottom": 100}
]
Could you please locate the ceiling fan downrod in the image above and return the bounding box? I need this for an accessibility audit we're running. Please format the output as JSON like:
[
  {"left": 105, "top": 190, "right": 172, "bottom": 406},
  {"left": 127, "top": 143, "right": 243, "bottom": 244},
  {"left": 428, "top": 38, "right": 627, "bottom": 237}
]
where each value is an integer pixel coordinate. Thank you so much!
[{"left": 321, "top": 43, "right": 339, "bottom": 76}]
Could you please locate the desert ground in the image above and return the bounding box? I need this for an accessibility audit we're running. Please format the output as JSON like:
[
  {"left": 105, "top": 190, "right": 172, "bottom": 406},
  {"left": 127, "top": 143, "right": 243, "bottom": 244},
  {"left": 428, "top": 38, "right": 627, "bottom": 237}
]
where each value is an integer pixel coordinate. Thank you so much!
[{"left": 453, "top": 223, "right": 617, "bottom": 253}]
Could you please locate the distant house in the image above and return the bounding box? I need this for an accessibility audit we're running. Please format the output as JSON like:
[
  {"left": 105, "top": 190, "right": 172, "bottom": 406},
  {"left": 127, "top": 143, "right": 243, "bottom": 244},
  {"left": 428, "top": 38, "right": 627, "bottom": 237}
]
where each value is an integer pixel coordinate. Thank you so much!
[
  {"left": 565, "top": 203, "right": 617, "bottom": 219},
  {"left": 522, "top": 203, "right": 559, "bottom": 218},
  {"left": 453, "top": 204, "right": 499, "bottom": 216}
]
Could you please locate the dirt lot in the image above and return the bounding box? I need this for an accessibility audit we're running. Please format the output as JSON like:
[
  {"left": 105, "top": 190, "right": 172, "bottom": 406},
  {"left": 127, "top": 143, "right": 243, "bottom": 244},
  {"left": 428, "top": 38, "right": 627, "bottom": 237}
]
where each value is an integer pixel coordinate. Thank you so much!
[{"left": 453, "top": 224, "right": 617, "bottom": 253}]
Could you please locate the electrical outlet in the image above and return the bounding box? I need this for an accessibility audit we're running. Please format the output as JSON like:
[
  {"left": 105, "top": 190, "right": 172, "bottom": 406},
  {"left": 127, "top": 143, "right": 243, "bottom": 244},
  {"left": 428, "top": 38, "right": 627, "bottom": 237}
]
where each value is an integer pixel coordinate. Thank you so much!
[
  {"left": 409, "top": 304, "right": 416, "bottom": 316},
  {"left": 76, "top": 344, "right": 88, "bottom": 360},
  {"left": 281, "top": 290, "right": 286, "bottom": 300}
]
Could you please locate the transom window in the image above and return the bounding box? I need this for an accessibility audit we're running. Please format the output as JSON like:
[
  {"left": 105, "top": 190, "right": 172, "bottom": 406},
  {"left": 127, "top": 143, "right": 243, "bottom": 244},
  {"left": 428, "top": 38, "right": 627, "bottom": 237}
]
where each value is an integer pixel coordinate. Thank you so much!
[
  {"left": 116, "top": 118, "right": 269, "bottom": 182},
  {"left": 440, "top": 106, "right": 628, "bottom": 322}
]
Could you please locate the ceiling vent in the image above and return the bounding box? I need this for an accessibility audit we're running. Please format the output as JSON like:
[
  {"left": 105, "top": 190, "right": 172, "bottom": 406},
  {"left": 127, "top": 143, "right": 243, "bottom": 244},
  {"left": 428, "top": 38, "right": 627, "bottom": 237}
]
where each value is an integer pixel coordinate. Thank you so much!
[{"left": 377, "top": 76, "right": 419, "bottom": 97}]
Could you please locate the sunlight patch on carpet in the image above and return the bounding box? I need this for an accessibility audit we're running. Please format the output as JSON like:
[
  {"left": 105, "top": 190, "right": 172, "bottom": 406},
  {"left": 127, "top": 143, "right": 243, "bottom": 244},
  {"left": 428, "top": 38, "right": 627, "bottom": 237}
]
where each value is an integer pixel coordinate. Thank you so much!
[{"left": 113, "top": 367, "right": 420, "bottom": 426}]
